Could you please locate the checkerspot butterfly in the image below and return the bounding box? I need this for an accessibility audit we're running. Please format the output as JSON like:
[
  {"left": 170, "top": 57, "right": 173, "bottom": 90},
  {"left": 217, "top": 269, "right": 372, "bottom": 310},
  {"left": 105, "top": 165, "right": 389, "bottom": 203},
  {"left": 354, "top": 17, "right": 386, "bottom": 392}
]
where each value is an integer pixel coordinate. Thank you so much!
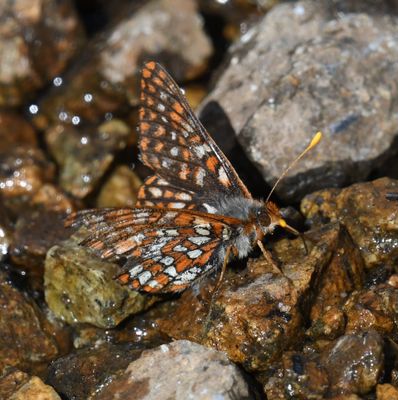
[{"left": 66, "top": 61, "right": 321, "bottom": 293}]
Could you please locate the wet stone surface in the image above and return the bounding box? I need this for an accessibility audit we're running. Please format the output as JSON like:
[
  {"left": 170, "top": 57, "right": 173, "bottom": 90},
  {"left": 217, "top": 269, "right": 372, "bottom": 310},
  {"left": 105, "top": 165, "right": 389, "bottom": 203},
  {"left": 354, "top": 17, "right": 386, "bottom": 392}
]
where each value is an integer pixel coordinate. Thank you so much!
[
  {"left": 0, "top": 0, "right": 85, "bottom": 107},
  {"left": 200, "top": 0, "right": 398, "bottom": 201},
  {"left": 302, "top": 177, "right": 398, "bottom": 270},
  {"left": 0, "top": 273, "right": 58, "bottom": 373},
  {"left": 44, "top": 236, "right": 155, "bottom": 328},
  {"left": 89, "top": 340, "right": 254, "bottom": 400},
  {"left": 45, "top": 120, "right": 131, "bottom": 198},
  {"left": 46, "top": 342, "right": 144, "bottom": 400},
  {"left": 34, "top": 0, "right": 212, "bottom": 129}
]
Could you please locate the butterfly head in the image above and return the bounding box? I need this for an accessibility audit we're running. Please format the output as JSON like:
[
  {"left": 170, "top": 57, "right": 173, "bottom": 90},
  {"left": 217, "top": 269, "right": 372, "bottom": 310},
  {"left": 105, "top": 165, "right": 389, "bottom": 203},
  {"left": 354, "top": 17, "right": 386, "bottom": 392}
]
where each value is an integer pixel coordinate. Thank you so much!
[{"left": 256, "top": 201, "right": 299, "bottom": 236}]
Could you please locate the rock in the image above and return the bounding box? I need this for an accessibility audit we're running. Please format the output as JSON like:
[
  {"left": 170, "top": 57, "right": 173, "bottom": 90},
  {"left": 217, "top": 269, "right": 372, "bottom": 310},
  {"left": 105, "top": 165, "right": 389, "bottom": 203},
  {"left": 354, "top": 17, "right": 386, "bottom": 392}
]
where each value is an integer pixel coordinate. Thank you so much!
[
  {"left": 159, "top": 223, "right": 363, "bottom": 371},
  {"left": 343, "top": 282, "right": 398, "bottom": 336},
  {"left": 0, "top": 112, "right": 38, "bottom": 152},
  {"left": 0, "top": 369, "right": 61, "bottom": 400},
  {"left": 301, "top": 177, "right": 398, "bottom": 270},
  {"left": 46, "top": 343, "right": 143, "bottom": 400},
  {"left": 0, "top": 146, "right": 55, "bottom": 216},
  {"left": 45, "top": 119, "right": 130, "bottom": 198},
  {"left": 10, "top": 211, "right": 70, "bottom": 279},
  {"left": 34, "top": 0, "right": 212, "bottom": 129},
  {"left": 199, "top": 1, "right": 398, "bottom": 201},
  {"left": 376, "top": 383, "right": 398, "bottom": 400},
  {"left": 0, "top": 274, "right": 58, "bottom": 372},
  {"left": 30, "top": 184, "right": 75, "bottom": 214},
  {"left": 0, "top": 197, "right": 12, "bottom": 261},
  {"left": 264, "top": 351, "right": 329, "bottom": 399},
  {"left": 89, "top": 340, "right": 253, "bottom": 400},
  {"left": 323, "top": 331, "right": 384, "bottom": 396},
  {"left": 44, "top": 237, "right": 155, "bottom": 328},
  {"left": 96, "top": 165, "right": 142, "bottom": 208},
  {"left": 0, "top": 0, "right": 85, "bottom": 107}
]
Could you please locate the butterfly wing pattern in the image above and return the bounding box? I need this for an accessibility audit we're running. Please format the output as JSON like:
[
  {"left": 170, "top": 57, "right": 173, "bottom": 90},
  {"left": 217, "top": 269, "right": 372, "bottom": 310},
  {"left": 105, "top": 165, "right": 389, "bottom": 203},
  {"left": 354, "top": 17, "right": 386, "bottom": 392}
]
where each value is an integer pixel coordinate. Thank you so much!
[
  {"left": 136, "top": 61, "right": 252, "bottom": 214},
  {"left": 65, "top": 61, "right": 260, "bottom": 293},
  {"left": 67, "top": 207, "right": 243, "bottom": 292}
]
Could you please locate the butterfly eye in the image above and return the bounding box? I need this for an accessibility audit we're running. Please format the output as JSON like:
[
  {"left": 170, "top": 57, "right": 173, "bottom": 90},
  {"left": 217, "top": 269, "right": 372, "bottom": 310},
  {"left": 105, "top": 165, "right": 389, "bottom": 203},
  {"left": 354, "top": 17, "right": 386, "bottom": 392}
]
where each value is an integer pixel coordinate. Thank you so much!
[{"left": 256, "top": 208, "right": 271, "bottom": 226}]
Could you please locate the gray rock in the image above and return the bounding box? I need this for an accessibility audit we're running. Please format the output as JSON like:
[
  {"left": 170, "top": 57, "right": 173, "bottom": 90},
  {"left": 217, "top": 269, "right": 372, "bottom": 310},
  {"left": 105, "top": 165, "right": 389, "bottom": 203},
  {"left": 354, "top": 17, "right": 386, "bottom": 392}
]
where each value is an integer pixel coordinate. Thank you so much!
[
  {"left": 90, "top": 340, "right": 253, "bottom": 400},
  {"left": 200, "top": 1, "right": 398, "bottom": 201}
]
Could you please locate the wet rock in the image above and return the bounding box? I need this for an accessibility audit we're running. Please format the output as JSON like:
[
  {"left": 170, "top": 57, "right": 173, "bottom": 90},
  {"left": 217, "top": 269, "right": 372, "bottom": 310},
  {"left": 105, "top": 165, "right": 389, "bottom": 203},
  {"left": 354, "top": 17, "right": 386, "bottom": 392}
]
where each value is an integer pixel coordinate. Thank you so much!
[
  {"left": 323, "top": 331, "right": 384, "bottom": 396},
  {"left": 34, "top": 0, "right": 212, "bottom": 129},
  {"left": 343, "top": 282, "right": 398, "bottom": 337},
  {"left": 0, "top": 274, "right": 58, "bottom": 372},
  {"left": 199, "top": 1, "right": 398, "bottom": 201},
  {"left": 264, "top": 351, "right": 329, "bottom": 399},
  {"left": 0, "top": 146, "right": 55, "bottom": 216},
  {"left": 0, "top": 0, "right": 85, "bottom": 107},
  {"left": 96, "top": 165, "right": 142, "bottom": 208},
  {"left": 0, "top": 197, "right": 12, "bottom": 261},
  {"left": 0, "top": 112, "right": 38, "bottom": 152},
  {"left": 45, "top": 120, "right": 130, "bottom": 198},
  {"left": 10, "top": 211, "right": 70, "bottom": 280},
  {"left": 160, "top": 223, "right": 363, "bottom": 371},
  {"left": 46, "top": 342, "right": 143, "bottom": 400},
  {"left": 44, "top": 237, "right": 155, "bottom": 327},
  {"left": 0, "top": 369, "right": 61, "bottom": 400},
  {"left": 30, "top": 184, "right": 75, "bottom": 214},
  {"left": 90, "top": 340, "right": 253, "bottom": 400},
  {"left": 376, "top": 383, "right": 398, "bottom": 400},
  {"left": 302, "top": 177, "right": 398, "bottom": 270}
]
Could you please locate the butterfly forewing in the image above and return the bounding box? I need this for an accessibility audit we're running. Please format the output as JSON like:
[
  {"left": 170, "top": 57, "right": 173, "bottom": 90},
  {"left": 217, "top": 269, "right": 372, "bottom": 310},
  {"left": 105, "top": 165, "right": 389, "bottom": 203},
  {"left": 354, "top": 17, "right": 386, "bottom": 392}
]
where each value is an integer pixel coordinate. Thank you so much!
[
  {"left": 138, "top": 61, "right": 252, "bottom": 213},
  {"left": 66, "top": 207, "right": 242, "bottom": 293}
]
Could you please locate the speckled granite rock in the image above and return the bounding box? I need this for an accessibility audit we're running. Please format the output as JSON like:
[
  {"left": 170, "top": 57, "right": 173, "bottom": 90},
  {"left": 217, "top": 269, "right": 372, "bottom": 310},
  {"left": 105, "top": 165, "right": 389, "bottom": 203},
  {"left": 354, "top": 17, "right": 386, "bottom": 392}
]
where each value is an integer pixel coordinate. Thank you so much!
[{"left": 200, "top": 1, "right": 398, "bottom": 201}]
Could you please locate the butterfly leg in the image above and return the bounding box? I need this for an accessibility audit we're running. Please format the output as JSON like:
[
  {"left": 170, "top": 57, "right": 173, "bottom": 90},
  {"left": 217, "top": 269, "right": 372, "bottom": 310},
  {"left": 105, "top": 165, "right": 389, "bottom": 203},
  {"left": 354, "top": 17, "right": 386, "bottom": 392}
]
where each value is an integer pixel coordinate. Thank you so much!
[{"left": 257, "top": 240, "right": 282, "bottom": 274}]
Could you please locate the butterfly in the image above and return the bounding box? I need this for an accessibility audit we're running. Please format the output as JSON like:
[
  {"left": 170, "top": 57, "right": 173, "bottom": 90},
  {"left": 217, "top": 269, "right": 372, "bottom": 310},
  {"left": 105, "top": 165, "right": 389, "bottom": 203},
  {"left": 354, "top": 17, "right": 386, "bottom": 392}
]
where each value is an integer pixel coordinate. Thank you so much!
[{"left": 66, "top": 61, "right": 320, "bottom": 293}]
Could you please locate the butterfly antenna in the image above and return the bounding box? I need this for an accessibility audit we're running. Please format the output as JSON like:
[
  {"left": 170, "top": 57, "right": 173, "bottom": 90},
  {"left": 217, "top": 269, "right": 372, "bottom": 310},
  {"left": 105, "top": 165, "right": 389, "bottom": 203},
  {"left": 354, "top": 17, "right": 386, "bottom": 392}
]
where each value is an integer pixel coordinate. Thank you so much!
[{"left": 265, "top": 131, "right": 322, "bottom": 203}]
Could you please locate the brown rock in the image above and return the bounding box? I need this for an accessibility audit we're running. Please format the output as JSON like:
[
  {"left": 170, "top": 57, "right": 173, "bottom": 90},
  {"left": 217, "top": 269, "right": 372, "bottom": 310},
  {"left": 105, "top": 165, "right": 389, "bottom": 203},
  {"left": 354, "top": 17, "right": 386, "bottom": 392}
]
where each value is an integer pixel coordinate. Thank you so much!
[
  {"left": 46, "top": 343, "right": 143, "bottom": 400},
  {"left": 376, "top": 383, "right": 398, "bottom": 400},
  {"left": 264, "top": 351, "right": 329, "bottom": 399},
  {"left": 89, "top": 340, "right": 252, "bottom": 400},
  {"left": 344, "top": 283, "right": 398, "bottom": 336},
  {"left": 96, "top": 165, "right": 142, "bottom": 208},
  {"left": 323, "top": 331, "right": 384, "bottom": 396},
  {"left": 44, "top": 237, "right": 155, "bottom": 328},
  {"left": 0, "top": 274, "right": 58, "bottom": 372},
  {"left": 160, "top": 223, "right": 363, "bottom": 371},
  {"left": 10, "top": 211, "right": 70, "bottom": 279},
  {"left": 45, "top": 120, "right": 130, "bottom": 198},
  {"left": 301, "top": 177, "right": 398, "bottom": 270},
  {"left": 34, "top": 0, "right": 212, "bottom": 129},
  {"left": 0, "top": 0, "right": 85, "bottom": 107},
  {"left": 0, "top": 112, "right": 37, "bottom": 152},
  {"left": 199, "top": 1, "right": 398, "bottom": 201},
  {"left": 0, "top": 147, "right": 55, "bottom": 216}
]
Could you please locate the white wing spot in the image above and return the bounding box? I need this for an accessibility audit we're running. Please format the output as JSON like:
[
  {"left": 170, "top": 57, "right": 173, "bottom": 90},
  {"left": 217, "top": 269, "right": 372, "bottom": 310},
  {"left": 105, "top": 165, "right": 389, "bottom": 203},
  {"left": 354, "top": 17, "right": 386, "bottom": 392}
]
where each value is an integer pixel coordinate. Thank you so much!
[
  {"left": 165, "top": 229, "right": 179, "bottom": 236},
  {"left": 138, "top": 271, "right": 152, "bottom": 285},
  {"left": 162, "top": 159, "right": 171, "bottom": 168},
  {"left": 194, "top": 145, "right": 206, "bottom": 159},
  {"left": 160, "top": 256, "right": 174, "bottom": 266},
  {"left": 222, "top": 227, "right": 231, "bottom": 240},
  {"left": 170, "top": 147, "right": 179, "bottom": 156},
  {"left": 157, "top": 103, "right": 166, "bottom": 112},
  {"left": 164, "top": 266, "right": 178, "bottom": 277},
  {"left": 187, "top": 249, "right": 203, "bottom": 259},
  {"left": 171, "top": 131, "right": 177, "bottom": 140},
  {"left": 195, "top": 227, "right": 210, "bottom": 236},
  {"left": 161, "top": 116, "right": 168, "bottom": 123},
  {"left": 157, "top": 178, "right": 168, "bottom": 185},
  {"left": 173, "top": 244, "right": 187, "bottom": 252},
  {"left": 148, "top": 187, "right": 162, "bottom": 198},
  {"left": 177, "top": 192, "right": 192, "bottom": 201},
  {"left": 195, "top": 167, "right": 206, "bottom": 187},
  {"left": 189, "top": 236, "right": 211, "bottom": 245},
  {"left": 147, "top": 279, "right": 161, "bottom": 288},
  {"left": 203, "top": 203, "right": 218, "bottom": 214},
  {"left": 129, "top": 265, "right": 143, "bottom": 277},
  {"left": 218, "top": 167, "right": 229, "bottom": 186},
  {"left": 160, "top": 91, "right": 167, "bottom": 101},
  {"left": 169, "top": 202, "right": 185, "bottom": 209}
]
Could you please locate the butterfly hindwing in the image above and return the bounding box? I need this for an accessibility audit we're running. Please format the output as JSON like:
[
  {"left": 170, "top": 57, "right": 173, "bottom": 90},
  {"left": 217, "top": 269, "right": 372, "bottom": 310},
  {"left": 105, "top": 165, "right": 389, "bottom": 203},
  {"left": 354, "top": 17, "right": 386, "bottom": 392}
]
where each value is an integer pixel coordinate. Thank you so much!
[
  {"left": 138, "top": 61, "right": 252, "bottom": 213},
  {"left": 66, "top": 207, "right": 240, "bottom": 293}
]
